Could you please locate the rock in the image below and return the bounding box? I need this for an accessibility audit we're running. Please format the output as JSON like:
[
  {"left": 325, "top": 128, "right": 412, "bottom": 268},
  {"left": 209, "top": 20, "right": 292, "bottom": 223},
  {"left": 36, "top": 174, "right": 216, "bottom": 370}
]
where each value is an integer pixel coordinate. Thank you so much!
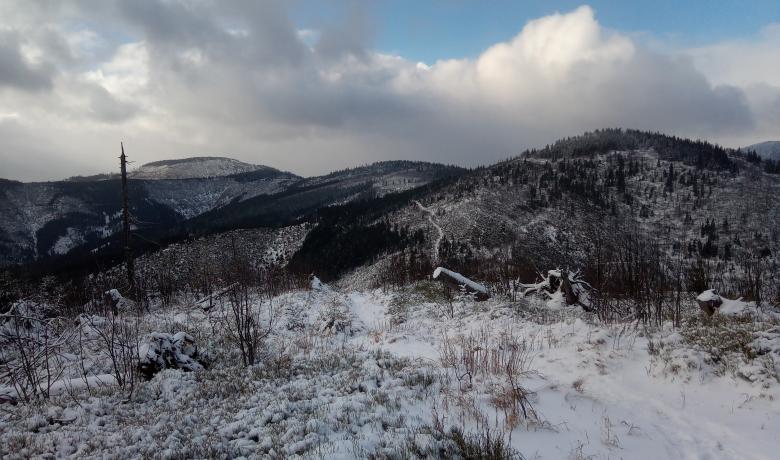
[
  {"left": 104, "top": 289, "right": 136, "bottom": 313},
  {"left": 696, "top": 289, "right": 722, "bottom": 316},
  {"left": 310, "top": 274, "right": 330, "bottom": 291}
]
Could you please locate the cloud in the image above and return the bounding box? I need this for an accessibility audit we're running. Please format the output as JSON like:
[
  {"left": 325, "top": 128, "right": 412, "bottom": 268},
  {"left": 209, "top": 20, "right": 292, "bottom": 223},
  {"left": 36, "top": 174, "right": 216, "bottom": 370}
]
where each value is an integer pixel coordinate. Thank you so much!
[
  {"left": 0, "top": 30, "right": 55, "bottom": 91},
  {"left": 315, "top": 3, "right": 373, "bottom": 61},
  {"left": 686, "top": 24, "right": 780, "bottom": 88},
  {"left": 684, "top": 23, "right": 780, "bottom": 145},
  {"left": 0, "top": 2, "right": 777, "bottom": 181},
  {"left": 405, "top": 7, "right": 753, "bottom": 144}
]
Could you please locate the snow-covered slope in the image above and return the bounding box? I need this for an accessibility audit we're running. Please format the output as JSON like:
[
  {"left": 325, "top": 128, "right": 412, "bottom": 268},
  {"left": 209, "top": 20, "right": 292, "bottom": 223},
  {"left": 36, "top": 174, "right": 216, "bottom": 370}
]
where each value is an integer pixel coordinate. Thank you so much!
[
  {"left": 0, "top": 159, "right": 462, "bottom": 266},
  {"left": 745, "top": 141, "right": 780, "bottom": 161},
  {"left": 2, "top": 282, "right": 778, "bottom": 458},
  {"left": 0, "top": 169, "right": 300, "bottom": 265},
  {"left": 130, "top": 157, "right": 272, "bottom": 180},
  {"left": 386, "top": 139, "right": 779, "bottom": 303}
]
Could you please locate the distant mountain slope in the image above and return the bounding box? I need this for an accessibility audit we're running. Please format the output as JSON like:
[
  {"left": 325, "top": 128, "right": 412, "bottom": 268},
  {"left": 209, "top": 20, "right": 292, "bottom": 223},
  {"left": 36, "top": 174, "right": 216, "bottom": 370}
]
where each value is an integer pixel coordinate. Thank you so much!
[
  {"left": 0, "top": 159, "right": 464, "bottom": 267},
  {"left": 0, "top": 178, "right": 181, "bottom": 266},
  {"left": 279, "top": 129, "right": 779, "bottom": 286},
  {"left": 378, "top": 129, "right": 780, "bottom": 286},
  {"left": 179, "top": 161, "right": 465, "bottom": 234},
  {"left": 130, "top": 157, "right": 272, "bottom": 180},
  {"left": 0, "top": 158, "right": 298, "bottom": 266},
  {"left": 745, "top": 141, "right": 780, "bottom": 161}
]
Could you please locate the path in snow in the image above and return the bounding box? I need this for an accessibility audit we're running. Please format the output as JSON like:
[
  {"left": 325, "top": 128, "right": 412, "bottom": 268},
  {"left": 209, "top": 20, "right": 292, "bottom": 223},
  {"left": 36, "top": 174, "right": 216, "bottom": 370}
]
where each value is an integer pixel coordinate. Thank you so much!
[
  {"left": 342, "top": 292, "right": 779, "bottom": 460},
  {"left": 413, "top": 200, "right": 443, "bottom": 264}
]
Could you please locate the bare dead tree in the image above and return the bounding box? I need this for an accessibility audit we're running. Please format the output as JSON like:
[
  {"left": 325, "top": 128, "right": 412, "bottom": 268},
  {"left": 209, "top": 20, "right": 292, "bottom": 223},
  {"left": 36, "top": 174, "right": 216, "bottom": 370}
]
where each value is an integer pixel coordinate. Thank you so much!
[{"left": 120, "top": 142, "right": 135, "bottom": 290}]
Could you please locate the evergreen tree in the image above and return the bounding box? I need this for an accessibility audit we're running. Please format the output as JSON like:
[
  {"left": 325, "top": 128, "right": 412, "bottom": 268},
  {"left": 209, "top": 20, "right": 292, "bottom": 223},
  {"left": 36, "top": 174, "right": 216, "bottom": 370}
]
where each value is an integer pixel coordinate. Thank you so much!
[{"left": 665, "top": 163, "right": 674, "bottom": 193}]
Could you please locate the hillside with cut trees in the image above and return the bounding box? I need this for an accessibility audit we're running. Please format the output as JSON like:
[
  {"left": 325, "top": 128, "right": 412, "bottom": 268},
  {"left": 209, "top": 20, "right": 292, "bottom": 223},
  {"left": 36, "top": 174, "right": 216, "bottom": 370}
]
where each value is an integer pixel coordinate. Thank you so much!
[{"left": 2, "top": 130, "right": 779, "bottom": 460}]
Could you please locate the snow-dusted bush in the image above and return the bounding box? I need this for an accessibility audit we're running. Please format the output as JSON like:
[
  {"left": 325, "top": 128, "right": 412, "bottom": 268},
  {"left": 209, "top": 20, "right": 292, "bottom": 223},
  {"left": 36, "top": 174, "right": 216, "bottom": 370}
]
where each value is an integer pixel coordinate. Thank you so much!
[
  {"left": 680, "top": 315, "right": 757, "bottom": 363},
  {"left": 751, "top": 326, "right": 780, "bottom": 379},
  {"left": 439, "top": 326, "right": 538, "bottom": 430},
  {"left": 284, "top": 305, "right": 306, "bottom": 332},
  {"left": 0, "top": 302, "right": 68, "bottom": 402},
  {"left": 668, "top": 312, "right": 780, "bottom": 382},
  {"left": 138, "top": 332, "right": 205, "bottom": 380},
  {"left": 317, "top": 298, "right": 352, "bottom": 335}
]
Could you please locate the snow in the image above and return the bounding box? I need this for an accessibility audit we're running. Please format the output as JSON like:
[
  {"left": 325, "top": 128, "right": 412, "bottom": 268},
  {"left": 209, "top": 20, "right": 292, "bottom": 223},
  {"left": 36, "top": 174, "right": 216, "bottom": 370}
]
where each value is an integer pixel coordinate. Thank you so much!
[
  {"left": 310, "top": 275, "right": 330, "bottom": 291},
  {"left": 2, "top": 284, "right": 779, "bottom": 459},
  {"left": 343, "top": 289, "right": 780, "bottom": 459},
  {"left": 719, "top": 297, "right": 748, "bottom": 316},
  {"left": 0, "top": 375, "right": 119, "bottom": 401},
  {"left": 414, "top": 200, "right": 444, "bottom": 263}
]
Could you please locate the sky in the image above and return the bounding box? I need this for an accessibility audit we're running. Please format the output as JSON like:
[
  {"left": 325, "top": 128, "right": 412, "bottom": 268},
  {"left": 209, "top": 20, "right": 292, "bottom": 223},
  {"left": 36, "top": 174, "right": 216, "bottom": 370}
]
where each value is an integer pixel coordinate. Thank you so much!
[{"left": 0, "top": 1, "right": 779, "bottom": 181}]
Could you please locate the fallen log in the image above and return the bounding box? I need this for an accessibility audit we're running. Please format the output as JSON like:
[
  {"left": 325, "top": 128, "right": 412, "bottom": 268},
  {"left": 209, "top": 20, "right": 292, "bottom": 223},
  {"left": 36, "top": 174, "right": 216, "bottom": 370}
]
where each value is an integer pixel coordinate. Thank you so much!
[
  {"left": 193, "top": 283, "right": 239, "bottom": 311},
  {"left": 433, "top": 267, "right": 490, "bottom": 301}
]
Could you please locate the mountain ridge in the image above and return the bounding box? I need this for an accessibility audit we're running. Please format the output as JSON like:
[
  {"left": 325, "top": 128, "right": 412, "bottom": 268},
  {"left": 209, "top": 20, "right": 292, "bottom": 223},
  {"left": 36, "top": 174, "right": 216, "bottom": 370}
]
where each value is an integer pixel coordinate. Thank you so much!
[
  {"left": 130, "top": 156, "right": 277, "bottom": 180},
  {"left": 5, "top": 130, "right": 779, "bottom": 279}
]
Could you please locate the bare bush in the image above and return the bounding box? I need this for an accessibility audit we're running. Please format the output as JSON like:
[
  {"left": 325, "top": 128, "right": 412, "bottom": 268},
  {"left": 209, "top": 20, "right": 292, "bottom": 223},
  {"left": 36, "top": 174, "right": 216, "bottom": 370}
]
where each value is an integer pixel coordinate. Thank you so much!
[
  {"left": 216, "top": 283, "right": 274, "bottom": 367},
  {"left": 0, "top": 303, "right": 71, "bottom": 402},
  {"left": 82, "top": 304, "right": 142, "bottom": 394},
  {"left": 440, "top": 327, "right": 539, "bottom": 429}
]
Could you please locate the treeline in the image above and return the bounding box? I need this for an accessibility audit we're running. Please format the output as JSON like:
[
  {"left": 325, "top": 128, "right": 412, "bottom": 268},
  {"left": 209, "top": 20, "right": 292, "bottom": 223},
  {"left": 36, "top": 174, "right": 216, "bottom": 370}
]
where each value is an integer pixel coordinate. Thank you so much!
[
  {"left": 741, "top": 149, "right": 780, "bottom": 174},
  {"left": 286, "top": 184, "right": 451, "bottom": 280},
  {"left": 288, "top": 220, "right": 425, "bottom": 281},
  {"left": 318, "top": 161, "right": 464, "bottom": 180}
]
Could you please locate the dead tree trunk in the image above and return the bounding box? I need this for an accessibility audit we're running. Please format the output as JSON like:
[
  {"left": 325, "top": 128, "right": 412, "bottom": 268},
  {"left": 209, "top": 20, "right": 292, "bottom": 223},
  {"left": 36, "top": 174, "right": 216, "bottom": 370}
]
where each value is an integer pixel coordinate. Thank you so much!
[
  {"left": 120, "top": 142, "right": 134, "bottom": 289},
  {"left": 560, "top": 273, "right": 578, "bottom": 306}
]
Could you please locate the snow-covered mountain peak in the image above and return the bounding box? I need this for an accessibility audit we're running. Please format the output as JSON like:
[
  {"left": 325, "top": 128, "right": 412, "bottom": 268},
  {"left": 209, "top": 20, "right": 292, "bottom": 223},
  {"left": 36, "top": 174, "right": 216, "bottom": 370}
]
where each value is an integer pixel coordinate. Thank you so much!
[{"left": 130, "top": 156, "right": 273, "bottom": 180}]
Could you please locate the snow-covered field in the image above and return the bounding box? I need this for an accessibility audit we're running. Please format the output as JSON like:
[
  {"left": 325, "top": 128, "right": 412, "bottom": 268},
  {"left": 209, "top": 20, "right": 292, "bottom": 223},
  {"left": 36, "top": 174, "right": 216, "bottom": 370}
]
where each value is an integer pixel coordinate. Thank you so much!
[{"left": 2, "top": 281, "right": 779, "bottom": 459}]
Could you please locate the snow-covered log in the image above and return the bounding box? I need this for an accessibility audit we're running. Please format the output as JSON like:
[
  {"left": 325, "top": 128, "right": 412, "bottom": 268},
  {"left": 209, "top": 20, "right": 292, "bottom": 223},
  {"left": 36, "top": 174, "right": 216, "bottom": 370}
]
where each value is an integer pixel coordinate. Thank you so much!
[
  {"left": 695, "top": 289, "right": 757, "bottom": 317},
  {"left": 432, "top": 267, "right": 490, "bottom": 301},
  {"left": 517, "top": 269, "right": 592, "bottom": 310}
]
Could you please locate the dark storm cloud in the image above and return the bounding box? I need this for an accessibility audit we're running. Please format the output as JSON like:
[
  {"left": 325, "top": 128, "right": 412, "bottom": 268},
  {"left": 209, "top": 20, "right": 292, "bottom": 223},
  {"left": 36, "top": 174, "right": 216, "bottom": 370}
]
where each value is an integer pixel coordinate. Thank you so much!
[{"left": 0, "top": 31, "right": 55, "bottom": 91}]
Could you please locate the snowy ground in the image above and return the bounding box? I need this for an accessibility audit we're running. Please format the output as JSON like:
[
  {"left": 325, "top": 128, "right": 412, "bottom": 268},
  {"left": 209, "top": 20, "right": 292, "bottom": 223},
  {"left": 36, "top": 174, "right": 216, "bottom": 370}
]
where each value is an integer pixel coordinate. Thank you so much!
[
  {"left": 347, "top": 287, "right": 780, "bottom": 459},
  {"left": 2, "top": 282, "right": 779, "bottom": 459}
]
